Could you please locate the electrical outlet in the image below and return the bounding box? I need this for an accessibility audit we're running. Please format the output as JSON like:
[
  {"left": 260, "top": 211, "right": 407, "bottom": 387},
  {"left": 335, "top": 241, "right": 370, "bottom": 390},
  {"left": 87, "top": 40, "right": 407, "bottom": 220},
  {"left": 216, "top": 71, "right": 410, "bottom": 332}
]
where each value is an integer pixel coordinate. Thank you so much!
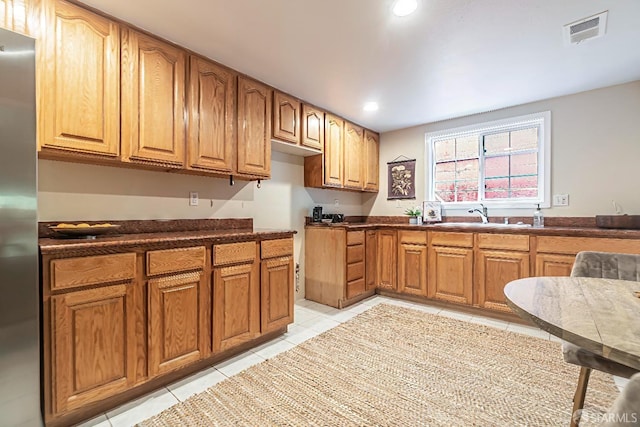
[
  {"left": 189, "top": 192, "right": 199, "bottom": 206},
  {"left": 396, "top": 199, "right": 402, "bottom": 208},
  {"left": 552, "top": 194, "right": 569, "bottom": 206},
  {"left": 334, "top": 199, "right": 339, "bottom": 207}
]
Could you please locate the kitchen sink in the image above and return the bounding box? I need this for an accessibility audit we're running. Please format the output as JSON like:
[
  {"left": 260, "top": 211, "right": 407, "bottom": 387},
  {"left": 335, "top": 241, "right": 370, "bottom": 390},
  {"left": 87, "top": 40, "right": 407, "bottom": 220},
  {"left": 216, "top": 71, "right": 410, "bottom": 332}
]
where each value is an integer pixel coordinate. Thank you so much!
[{"left": 429, "top": 222, "right": 532, "bottom": 228}]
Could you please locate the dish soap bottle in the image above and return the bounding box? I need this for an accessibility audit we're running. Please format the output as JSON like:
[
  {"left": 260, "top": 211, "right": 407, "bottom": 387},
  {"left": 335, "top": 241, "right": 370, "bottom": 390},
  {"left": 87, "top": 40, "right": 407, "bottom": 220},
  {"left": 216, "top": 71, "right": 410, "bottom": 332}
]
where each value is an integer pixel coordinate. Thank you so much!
[{"left": 533, "top": 204, "right": 544, "bottom": 228}]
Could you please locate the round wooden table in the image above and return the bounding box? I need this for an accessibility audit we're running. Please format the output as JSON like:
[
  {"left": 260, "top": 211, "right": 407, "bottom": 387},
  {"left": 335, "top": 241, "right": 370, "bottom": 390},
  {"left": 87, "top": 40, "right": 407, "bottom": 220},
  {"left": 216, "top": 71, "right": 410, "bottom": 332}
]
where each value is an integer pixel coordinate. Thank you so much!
[{"left": 504, "top": 276, "right": 640, "bottom": 371}]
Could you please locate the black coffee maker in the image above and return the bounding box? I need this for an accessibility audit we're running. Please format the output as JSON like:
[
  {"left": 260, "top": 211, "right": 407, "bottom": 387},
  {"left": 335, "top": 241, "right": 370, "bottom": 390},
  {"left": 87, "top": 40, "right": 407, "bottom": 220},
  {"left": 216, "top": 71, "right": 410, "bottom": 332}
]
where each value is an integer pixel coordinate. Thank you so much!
[{"left": 312, "top": 206, "right": 323, "bottom": 222}]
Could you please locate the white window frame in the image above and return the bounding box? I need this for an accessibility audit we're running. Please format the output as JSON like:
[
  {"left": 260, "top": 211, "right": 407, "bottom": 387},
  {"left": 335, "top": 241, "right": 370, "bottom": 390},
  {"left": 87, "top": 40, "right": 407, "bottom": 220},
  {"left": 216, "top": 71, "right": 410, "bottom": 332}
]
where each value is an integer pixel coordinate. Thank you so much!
[{"left": 425, "top": 111, "right": 551, "bottom": 209}]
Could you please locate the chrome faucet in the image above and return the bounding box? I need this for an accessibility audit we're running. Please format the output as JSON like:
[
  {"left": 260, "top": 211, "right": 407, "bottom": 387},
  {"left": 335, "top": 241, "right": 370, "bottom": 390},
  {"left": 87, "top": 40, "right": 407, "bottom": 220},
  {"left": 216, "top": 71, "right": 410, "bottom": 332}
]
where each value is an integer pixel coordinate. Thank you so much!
[{"left": 468, "top": 204, "right": 489, "bottom": 224}]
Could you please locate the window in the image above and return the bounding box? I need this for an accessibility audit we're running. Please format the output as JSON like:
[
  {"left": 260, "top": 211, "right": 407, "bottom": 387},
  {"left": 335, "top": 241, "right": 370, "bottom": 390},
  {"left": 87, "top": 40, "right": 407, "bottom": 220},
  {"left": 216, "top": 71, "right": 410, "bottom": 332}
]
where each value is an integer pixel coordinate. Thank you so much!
[{"left": 426, "top": 111, "right": 550, "bottom": 208}]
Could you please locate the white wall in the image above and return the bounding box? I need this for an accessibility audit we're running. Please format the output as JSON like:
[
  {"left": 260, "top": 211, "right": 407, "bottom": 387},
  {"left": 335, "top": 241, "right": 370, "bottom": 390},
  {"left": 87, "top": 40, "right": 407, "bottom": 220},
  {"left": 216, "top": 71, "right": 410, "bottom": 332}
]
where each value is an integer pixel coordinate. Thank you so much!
[
  {"left": 38, "top": 150, "right": 364, "bottom": 298},
  {"left": 364, "top": 80, "right": 640, "bottom": 218}
]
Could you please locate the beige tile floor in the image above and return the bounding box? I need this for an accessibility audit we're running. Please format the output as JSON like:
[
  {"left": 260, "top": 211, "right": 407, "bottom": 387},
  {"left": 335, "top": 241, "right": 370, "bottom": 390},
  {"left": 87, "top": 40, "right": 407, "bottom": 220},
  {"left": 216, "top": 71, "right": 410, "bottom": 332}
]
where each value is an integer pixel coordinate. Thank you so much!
[{"left": 76, "top": 295, "right": 609, "bottom": 427}]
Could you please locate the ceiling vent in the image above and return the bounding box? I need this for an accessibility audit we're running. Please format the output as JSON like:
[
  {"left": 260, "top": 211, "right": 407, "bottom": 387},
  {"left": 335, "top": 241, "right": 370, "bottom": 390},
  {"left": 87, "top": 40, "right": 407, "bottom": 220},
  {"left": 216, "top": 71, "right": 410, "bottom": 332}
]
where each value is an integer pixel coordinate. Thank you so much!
[{"left": 564, "top": 11, "right": 608, "bottom": 45}]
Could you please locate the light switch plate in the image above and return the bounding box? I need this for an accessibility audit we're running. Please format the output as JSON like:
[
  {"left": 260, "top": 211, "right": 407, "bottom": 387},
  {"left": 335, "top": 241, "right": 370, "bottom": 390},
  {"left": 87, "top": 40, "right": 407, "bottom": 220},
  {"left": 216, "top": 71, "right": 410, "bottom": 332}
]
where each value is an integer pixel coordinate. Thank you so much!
[
  {"left": 553, "top": 194, "right": 569, "bottom": 206},
  {"left": 189, "top": 192, "right": 199, "bottom": 206}
]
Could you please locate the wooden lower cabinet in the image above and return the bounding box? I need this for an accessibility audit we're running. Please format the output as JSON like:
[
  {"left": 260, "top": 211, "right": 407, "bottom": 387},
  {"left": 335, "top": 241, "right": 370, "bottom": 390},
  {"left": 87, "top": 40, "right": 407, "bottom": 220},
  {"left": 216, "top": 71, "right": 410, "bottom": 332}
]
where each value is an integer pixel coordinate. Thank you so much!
[
  {"left": 261, "top": 236, "right": 294, "bottom": 332},
  {"left": 346, "top": 231, "right": 366, "bottom": 299},
  {"left": 365, "top": 230, "right": 377, "bottom": 291},
  {"left": 305, "top": 228, "right": 369, "bottom": 308},
  {"left": 212, "top": 259, "right": 261, "bottom": 353},
  {"left": 261, "top": 256, "right": 294, "bottom": 332},
  {"left": 535, "top": 253, "right": 575, "bottom": 276},
  {"left": 477, "top": 250, "right": 529, "bottom": 312},
  {"left": 376, "top": 230, "right": 397, "bottom": 290},
  {"left": 397, "top": 231, "right": 428, "bottom": 296},
  {"left": 260, "top": 239, "right": 295, "bottom": 334},
  {"left": 148, "top": 271, "right": 206, "bottom": 376},
  {"left": 428, "top": 246, "right": 473, "bottom": 304},
  {"left": 51, "top": 283, "right": 136, "bottom": 414}
]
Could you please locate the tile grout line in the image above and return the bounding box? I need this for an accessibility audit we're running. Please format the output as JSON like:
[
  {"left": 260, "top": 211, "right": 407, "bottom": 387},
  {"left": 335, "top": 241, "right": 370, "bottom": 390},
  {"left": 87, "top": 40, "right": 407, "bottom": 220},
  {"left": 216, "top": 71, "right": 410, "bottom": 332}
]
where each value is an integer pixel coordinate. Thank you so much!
[{"left": 166, "top": 387, "right": 181, "bottom": 403}]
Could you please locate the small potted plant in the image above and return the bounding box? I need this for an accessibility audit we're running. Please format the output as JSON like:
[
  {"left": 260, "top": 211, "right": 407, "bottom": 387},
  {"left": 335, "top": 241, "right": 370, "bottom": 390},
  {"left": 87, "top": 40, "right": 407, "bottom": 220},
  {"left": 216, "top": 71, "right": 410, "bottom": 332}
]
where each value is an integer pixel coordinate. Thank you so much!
[{"left": 404, "top": 206, "right": 423, "bottom": 225}]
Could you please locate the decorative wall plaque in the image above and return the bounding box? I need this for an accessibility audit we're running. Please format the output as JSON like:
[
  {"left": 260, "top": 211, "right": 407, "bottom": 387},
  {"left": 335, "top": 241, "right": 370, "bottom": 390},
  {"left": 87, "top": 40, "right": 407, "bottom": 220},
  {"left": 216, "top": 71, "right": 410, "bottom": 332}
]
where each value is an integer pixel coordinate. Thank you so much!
[{"left": 387, "top": 158, "right": 416, "bottom": 200}]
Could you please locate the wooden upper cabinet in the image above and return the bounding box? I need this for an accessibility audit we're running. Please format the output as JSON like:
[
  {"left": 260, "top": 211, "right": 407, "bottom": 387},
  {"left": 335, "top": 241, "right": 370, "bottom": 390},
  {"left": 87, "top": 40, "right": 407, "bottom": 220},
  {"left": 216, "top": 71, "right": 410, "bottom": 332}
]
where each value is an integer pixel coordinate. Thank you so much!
[
  {"left": 237, "top": 76, "right": 272, "bottom": 177},
  {"left": 39, "top": 0, "right": 120, "bottom": 157},
  {"left": 1, "top": 0, "right": 35, "bottom": 35},
  {"left": 343, "top": 121, "right": 364, "bottom": 189},
  {"left": 272, "top": 91, "right": 300, "bottom": 144},
  {"left": 363, "top": 130, "right": 380, "bottom": 192},
  {"left": 324, "top": 114, "right": 344, "bottom": 187},
  {"left": 301, "top": 104, "right": 324, "bottom": 151},
  {"left": 187, "top": 56, "right": 236, "bottom": 173},
  {"left": 121, "top": 28, "right": 186, "bottom": 167}
]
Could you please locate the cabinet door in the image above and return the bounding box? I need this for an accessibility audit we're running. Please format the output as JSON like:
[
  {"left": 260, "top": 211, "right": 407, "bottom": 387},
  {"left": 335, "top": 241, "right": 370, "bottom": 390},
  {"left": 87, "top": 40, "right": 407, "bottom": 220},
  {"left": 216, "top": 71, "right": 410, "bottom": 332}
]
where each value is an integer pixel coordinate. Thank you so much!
[
  {"left": 187, "top": 56, "right": 235, "bottom": 172},
  {"left": 301, "top": 104, "right": 324, "bottom": 151},
  {"left": 1, "top": 0, "right": 34, "bottom": 34},
  {"left": 343, "top": 121, "right": 364, "bottom": 189},
  {"left": 398, "top": 242, "right": 428, "bottom": 296},
  {"left": 148, "top": 271, "right": 206, "bottom": 376},
  {"left": 52, "top": 284, "right": 135, "bottom": 414},
  {"left": 40, "top": 0, "right": 120, "bottom": 157},
  {"left": 376, "top": 230, "right": 397, "bottom": 290},
  {"left": 363, "top": 130, "right": 379, "bottom": 192},
  {"left": 477, "top": 250, "right": 529, "bottom": 312},
  {"left": 261, "top": 256, "right": 294, "bottom": 333},
  {"left": 237, "top": 76, "right": 271, "bottom": 177},
  {"left": 272, "top": 91, "right": 300, "bottom": 144},
  {"left": 324, "top": 114, "right": 343, "bottom": 187},
  {"left": 213, "top": 261, "right": 260, "bottom": 352},
  {"left": 535, "top": 253, "right": 575, "bottom": 277},
  {"left": 365, "top": 230, "right": 377, "bottom": 290},
  {"left": 122, "top": 29, "right": 186, "bottom": 167},
  {"left": 428, "top": 246, "right": 473, "bottom": 304}
]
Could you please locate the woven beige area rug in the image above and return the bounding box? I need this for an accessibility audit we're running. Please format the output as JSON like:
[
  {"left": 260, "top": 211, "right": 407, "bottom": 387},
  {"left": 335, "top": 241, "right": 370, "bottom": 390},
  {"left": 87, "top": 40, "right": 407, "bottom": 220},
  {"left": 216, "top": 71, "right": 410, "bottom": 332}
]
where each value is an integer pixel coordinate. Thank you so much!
[{"left": 140, "top": 303, "right": 616, "bottom": 427}]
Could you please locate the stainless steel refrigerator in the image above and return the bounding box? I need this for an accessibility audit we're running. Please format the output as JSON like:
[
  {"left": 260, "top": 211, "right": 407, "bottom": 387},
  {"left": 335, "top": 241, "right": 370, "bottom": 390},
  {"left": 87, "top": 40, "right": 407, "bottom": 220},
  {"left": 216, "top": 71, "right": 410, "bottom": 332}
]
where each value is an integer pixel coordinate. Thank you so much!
[{"left": 0, "top": 28, "right": 41, "bottom": 426}]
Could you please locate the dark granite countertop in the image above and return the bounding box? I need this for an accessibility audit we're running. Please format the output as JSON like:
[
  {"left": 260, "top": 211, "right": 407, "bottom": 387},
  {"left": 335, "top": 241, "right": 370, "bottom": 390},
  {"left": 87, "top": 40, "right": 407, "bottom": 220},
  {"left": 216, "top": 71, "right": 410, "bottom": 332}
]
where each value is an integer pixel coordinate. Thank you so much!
[
  {"left": 39, "top": 228, "right": 296, "bottom": 255},
  {"left": 304, "top": 222, "right": 640, "bottom": 239}
]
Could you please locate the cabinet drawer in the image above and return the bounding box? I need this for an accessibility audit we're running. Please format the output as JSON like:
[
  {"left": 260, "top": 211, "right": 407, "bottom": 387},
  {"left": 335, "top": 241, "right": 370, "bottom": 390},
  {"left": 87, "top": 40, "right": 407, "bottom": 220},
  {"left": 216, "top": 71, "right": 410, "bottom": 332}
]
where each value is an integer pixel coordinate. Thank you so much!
[
  {"left": 536, "top": 236, "right": 640, "bottom": 255},
  {"left": 347, "top": 244, "right": 364, "bottom": 263},
  {"left": 346, "top": 231, "right": 365, "bottom": 246},
  {"left": 399, "top": 230, "right": 427, "bottom": 245},
  {"left": 261, "top": 238, "right": 293, "bottom": 259},
  {"left": 346, "top": 278, "right": 365, "bottom": 299},
  {"left": 347, "top": 261, "right": 364, "bottom": 282},
  {"left": 477, "top": 233, "right": 529, "bottom": 251},
  {"left": 213, "top": 241, "right": 256, "bottom": 266},
  {"left": 430, "top": 232, "right": 473, "bottom": 248},
  {"left": 146, "top": 246, "right": 206, "bottom": 276},
  {"left": 50, "top": 253, "right": 136, "bottom": 291}
]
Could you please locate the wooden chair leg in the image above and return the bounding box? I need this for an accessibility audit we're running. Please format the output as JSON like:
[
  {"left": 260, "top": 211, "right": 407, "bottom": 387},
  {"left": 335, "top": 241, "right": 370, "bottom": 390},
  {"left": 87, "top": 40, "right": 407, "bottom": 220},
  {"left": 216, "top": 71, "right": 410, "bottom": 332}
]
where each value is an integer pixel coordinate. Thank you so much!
[{"left": 570, "top": 367, "right": 592, "bottom": 427}]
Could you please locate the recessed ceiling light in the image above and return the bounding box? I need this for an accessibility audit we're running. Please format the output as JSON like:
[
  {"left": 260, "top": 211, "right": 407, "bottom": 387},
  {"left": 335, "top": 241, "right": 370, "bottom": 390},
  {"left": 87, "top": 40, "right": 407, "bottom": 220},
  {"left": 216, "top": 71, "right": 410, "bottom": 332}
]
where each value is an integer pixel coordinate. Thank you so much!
[
  {"left": 363, "top": 102, "right": 379, "bottom": 112},
  {"left": 393, "top": 0, "right": 417, "bottom": 17}
]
